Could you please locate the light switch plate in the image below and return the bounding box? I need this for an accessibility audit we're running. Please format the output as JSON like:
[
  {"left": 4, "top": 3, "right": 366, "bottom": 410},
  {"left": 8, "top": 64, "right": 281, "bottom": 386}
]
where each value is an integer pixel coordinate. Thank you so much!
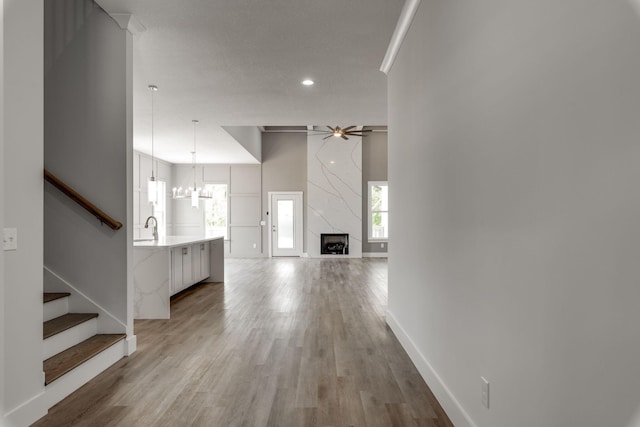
[{"left": 3, "top": 227, "right": 17, "bottom": 251}]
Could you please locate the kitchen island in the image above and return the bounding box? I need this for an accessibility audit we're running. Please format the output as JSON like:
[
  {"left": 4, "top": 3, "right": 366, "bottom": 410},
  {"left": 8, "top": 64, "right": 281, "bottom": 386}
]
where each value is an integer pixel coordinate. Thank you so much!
[{"left": 133, "top": 236, "right": 224, "bottom": 319}]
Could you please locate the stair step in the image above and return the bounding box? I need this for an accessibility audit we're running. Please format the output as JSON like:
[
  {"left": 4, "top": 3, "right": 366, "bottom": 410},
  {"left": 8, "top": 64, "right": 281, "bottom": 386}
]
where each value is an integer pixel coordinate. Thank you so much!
[
  {"left": 44, "top": 313, "right": 98, "bottom": 339},
  {"left": 43, "top": 292, "right": 71, "bottom": 304},
  {"left": 44, "top": 334, "right": 126, "bottom": 385}
]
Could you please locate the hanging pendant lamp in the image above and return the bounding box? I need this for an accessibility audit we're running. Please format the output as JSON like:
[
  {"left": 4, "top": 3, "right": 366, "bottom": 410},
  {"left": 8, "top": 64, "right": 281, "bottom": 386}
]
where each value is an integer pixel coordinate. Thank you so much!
[
  {"left": 190, "top": 120, "right": 200, "bottom": 208},
  {"left": 147, "top": 84, "right": 159, "bottom": 205},
  {"left": 172, "top": 119, "right": 212, "bottom": 207}
]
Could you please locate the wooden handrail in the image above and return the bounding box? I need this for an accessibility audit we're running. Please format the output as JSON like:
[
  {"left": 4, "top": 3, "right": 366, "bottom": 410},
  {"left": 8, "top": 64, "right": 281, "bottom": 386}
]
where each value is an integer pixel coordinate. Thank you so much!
[{"left": 44, "top": 169, "right": 123, "bottom": 230}]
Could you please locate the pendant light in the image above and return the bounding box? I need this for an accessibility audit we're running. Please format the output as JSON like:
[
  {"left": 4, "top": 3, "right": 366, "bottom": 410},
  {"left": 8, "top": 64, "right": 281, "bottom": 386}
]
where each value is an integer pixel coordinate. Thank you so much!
[
  {"left": 147, "top": 84, "right": 159, "bottom": 205},
  {"left": 172, "top": 119, "right": 212, "bottom": 207},
  {"left": 190, "top": 120, "right": 200, "bottom": 208}
]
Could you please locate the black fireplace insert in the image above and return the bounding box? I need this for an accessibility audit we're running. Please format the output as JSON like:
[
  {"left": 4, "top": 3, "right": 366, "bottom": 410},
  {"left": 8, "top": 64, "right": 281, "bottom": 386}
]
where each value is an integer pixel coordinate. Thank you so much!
[{"left": 321, "top": 233, "right": 349, "bottom": 255}]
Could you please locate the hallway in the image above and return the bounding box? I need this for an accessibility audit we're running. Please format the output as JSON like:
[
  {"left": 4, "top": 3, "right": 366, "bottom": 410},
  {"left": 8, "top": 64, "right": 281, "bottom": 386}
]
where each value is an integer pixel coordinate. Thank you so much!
[{"left": 33, "top": 258, "right": 451, "bottom": 426}]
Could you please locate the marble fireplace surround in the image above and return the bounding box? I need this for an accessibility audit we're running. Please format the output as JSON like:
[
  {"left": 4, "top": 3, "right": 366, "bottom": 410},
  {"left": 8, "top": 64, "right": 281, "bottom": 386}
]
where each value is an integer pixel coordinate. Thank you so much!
[{"left": 307, "top": 134, "right": 362, "bottom": 258}]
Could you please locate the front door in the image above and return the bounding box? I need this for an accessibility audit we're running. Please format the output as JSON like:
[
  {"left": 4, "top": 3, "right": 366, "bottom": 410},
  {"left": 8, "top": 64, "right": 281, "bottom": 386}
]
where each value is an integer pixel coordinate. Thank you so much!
[{"left": 269, "top": 192, "right": 303, "bottom": 257}]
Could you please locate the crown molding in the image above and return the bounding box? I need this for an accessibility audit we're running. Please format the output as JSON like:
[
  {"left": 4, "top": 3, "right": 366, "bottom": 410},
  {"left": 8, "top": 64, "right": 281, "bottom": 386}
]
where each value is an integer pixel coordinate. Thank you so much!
[
  {"left": 380, "top": 0, "right": 422, "bottom": 75},
  {"left": 109, "top": 13, "right": 146, "bottom": 36}
]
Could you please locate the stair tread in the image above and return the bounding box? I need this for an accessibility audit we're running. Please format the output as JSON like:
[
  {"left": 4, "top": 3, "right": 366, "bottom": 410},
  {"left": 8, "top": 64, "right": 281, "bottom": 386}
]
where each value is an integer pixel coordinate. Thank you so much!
[
  {"left": 43, "top": 292, "right": 71, "bottom": 303},
  {"left": 43, "top": 313, "right": 98, "bottom": 339},
  {"left": 44, "top": 334, "right": 126, "bottom": 385}
]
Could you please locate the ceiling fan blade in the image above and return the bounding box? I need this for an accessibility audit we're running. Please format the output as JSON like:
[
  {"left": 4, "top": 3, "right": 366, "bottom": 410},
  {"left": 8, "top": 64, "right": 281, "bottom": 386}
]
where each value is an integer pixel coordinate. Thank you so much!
[
  {"left": 326, "top": 126, "right": 336, "bottom": 132},
  {"left": 341, "top": 135, "right": 349, "bottom": 140},
  {"left": 322, "top": 134, "right": 333, "bottom": 140},
  {"left": 342, "top": 125, "right": 356, "bottom": 132}
]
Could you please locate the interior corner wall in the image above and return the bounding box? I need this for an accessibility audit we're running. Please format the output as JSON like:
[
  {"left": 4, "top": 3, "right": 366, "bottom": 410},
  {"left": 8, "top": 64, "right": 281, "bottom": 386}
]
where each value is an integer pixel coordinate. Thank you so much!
[
  {"left": 386, "top": 1, "right": 640, "bottom": 427},
  {"left": 361, "top": 130, "right": 388, "bottom": 254},
  {"left": 261, "top": 132, "right": 308, "bottom": 255},
  {"left": 0, "top": 0, "right": 6, "bottom": 420},
  {"left": 44, "top": 0, "right": 130, "bottom": 326},
  {"left": 3, "top": 0, "right": 45, "bottom": 423}
]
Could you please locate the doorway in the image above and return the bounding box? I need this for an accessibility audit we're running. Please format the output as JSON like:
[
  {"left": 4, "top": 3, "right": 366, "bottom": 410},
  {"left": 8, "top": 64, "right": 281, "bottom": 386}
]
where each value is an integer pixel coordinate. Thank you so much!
[{"left": 268, "top": 192, "right": 303, "bottom": 257}]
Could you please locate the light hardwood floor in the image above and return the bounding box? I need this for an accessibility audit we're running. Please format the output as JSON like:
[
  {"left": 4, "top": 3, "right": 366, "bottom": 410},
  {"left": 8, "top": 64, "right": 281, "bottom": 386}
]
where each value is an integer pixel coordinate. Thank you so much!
[{"left": 33, "top": 258, "right": 452, "bottom": 427}]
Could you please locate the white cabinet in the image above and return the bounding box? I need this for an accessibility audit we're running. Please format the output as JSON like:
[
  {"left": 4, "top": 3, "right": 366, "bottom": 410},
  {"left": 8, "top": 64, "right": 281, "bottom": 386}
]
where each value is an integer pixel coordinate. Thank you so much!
[
  {"left": 171, "top": 246, "right": 192, "bottom": 294},
  {"left": 200, "top": 243, "right": 210, "bottom": 279},
  {"left": 191, "top": 242, "right": 210, "bottom": 283},
  {"left": 192, "top": 244, "right": 202, "bottom": 283},
  {"left": 170, "top": 243, "right": 211, "bottom": 295}
]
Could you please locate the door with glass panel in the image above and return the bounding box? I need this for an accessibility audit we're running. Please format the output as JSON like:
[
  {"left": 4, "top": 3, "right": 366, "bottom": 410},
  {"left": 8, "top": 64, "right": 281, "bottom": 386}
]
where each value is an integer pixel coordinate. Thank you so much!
[{"left": 269, "top": 192, "right": 303, "bottom": 257}]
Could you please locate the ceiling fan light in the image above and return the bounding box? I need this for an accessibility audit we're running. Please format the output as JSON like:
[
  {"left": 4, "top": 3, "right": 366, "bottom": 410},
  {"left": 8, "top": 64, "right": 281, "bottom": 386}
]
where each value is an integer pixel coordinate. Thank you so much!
[{"left": 301, "top": 79, "right": 314, "bottom": 86}]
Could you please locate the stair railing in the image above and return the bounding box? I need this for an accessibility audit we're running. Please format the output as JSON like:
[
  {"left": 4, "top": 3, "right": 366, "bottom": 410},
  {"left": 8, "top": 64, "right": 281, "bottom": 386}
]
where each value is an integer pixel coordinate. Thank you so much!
[{"left": 44, "top": 169, "right": 123, "bottom": 230}]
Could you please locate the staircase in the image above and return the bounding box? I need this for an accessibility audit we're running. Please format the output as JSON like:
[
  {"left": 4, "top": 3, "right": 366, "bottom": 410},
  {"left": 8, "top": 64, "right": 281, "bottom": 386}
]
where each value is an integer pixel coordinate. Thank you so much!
[{"left": 42, "top": 292, "right": 126, "bottom": 402}]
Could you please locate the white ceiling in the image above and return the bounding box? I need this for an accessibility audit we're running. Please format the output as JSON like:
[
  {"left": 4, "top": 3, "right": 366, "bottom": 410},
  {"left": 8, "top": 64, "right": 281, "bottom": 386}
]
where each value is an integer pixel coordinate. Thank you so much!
[{"left": 95, "top": 0, "right": 403, "bottom": 164}]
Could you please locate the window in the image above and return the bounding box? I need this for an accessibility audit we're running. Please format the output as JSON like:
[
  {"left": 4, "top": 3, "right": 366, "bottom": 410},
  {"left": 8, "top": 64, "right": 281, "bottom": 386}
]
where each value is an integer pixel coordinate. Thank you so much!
[
  {"left": 204, "top": 183, "right": 228, "bottom": 239},
  {"left": 368, "top": 181, "right": 388, "bottom": 241}
]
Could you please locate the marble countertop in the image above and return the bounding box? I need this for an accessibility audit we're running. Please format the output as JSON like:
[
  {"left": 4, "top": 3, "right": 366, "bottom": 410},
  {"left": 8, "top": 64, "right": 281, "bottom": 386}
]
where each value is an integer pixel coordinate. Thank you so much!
[{"left": 133, "top": 235, "right": 224, "bottom": 249}]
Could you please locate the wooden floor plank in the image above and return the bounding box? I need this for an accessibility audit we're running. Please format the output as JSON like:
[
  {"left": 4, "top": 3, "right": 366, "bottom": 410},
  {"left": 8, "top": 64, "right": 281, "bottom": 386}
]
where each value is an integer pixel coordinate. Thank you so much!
[{"left": 33, "top": 258, "right": 453, "bottom": 426}]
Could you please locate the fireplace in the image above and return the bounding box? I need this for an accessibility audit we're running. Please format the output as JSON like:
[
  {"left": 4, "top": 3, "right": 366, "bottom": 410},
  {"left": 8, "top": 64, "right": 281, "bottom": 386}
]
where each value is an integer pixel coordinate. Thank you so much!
[{"left": 321, "top": 233, "right": 349, "bottom": 255}]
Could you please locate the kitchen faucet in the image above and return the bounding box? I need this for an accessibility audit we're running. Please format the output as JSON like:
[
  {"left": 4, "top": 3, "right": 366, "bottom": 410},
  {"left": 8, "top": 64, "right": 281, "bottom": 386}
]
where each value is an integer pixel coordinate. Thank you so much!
[{"left": 144, "top": 215, "right": 159, "bottom": 240}]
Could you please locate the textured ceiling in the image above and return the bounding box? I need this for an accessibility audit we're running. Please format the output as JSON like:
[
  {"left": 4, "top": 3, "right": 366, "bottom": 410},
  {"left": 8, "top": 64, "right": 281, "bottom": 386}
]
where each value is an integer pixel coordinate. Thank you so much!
[{"left": 95, "top": 0, "right": 403, "bottom": 163}]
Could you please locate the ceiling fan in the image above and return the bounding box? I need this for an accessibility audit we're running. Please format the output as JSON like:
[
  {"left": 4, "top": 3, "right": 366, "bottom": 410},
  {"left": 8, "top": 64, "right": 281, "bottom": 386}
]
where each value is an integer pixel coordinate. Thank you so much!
[{"left": 317, "top": 126, "right": 372, "bottom": 140}]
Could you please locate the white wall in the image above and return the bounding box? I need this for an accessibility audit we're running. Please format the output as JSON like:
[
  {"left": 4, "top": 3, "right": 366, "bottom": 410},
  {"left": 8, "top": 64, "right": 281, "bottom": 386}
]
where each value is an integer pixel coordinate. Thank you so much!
[
  {"left": 3, "top": 0, "right": 45, "bottom": 424},
  {"left": 0, "top": 0, "right": 6, "bottom": 421},
  {"left": 261, "top": 132, "right": 308, "bottom": 254},
  {"left": 172, "top": 163, "right": 262, "bottom": 257},
  {"left": 387, "top": 1, "right": 640, "bottom": 427},
  {"left": 44, "top": 1, "right": 131, "bottom": 330}
]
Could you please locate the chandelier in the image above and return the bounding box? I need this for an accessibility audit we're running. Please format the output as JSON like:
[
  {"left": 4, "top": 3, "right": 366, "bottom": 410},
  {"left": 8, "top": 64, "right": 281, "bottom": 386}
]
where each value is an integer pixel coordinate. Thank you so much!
[{"left": 172, "top": 119, "right": 212, "bottom": 208}]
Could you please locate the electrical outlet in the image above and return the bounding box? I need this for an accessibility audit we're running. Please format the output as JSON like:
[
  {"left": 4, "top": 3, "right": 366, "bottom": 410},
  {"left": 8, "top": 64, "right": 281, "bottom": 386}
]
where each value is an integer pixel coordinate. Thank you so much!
[
  {"left": 252, "top": 243, "right": 257, "bottom": 249},
  {"left": 380, "top": 242, "right": 385, "bottom": 248},
  {"left": 481, "top": 377, "right": 490, "bottom": 409},
  {"left": 3, "top": 228, "right": 17, "bottom": 251}
]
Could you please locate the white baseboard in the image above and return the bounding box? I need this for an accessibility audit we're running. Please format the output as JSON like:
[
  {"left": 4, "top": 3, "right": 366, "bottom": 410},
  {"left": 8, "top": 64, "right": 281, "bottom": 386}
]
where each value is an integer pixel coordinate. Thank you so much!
[
  {"left": 386, "top": 310, "right": 477, "bottom": 427},
  {"left": 4, "top": 389, "right": 47, "bottom": 427},
  {"left": 362, "top": 252, "right": 388, "bottom": 258},
  {"left": 125, "top": 334, "right": 137, "bottom": 356}
]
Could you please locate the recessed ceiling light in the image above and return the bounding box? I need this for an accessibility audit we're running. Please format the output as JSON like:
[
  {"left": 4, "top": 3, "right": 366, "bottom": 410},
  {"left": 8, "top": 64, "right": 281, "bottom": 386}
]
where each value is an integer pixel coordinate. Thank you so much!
[{"left": 301, "top": 79, "right": 314, "bottom": 86}]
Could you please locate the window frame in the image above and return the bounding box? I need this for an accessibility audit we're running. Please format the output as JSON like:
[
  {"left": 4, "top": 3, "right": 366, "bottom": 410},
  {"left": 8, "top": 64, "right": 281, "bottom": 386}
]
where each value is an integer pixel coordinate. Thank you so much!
[{"left": 368, "top": 180, "right": 388, "bottom": 242}]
